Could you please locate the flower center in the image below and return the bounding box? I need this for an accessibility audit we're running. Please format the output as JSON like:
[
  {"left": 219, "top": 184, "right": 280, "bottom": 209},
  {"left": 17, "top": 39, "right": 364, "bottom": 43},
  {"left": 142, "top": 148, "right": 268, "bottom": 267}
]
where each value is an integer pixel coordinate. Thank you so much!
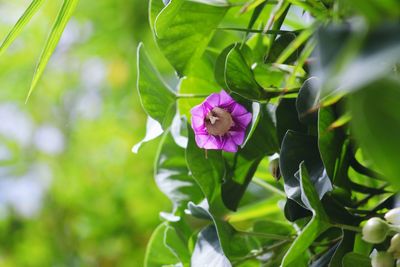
[{"left": 205, "top": 107, "right": 233, "bottom": 136}]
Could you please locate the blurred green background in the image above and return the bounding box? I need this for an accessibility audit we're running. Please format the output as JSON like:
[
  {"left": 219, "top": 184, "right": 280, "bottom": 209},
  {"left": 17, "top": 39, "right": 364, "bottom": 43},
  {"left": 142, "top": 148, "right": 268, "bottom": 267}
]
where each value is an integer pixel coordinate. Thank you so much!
[{"left": 0, "top": 0, "right": 173, "bottom": 266}]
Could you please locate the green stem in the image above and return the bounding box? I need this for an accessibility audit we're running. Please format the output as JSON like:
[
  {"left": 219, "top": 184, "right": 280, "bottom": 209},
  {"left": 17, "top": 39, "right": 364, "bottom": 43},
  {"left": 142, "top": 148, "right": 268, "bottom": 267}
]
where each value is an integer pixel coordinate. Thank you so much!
[
  {"left": 217, "top": 27, "right": 301, "bottom": 35},
  {"left": 333, "top": 223, "right": 362, "bottom": 232},
  {"left": 233, "top": 239, "right": 289, "bottom": 265},
  {"left": 252, "top": 177, "right": 286, "bottom": 197},
  {"left": 390, "top": 225, "right": 400, "bottom": 233},
  {"left": 176, "top": 93, "right": 209, "bottom": 99},
  {"left": 238, "top": 230, "right": 293, "bottom": 241}
]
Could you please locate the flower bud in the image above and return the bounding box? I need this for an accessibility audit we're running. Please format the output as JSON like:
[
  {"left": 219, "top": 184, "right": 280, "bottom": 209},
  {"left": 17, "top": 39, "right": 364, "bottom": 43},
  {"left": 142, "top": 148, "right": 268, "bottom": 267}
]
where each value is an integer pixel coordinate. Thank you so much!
[
  {"left": 362, "top": 217, "right": 390, "bottom": 244},
  {"left": 385, "top": 208, "right": 400, "bottom": 226},
  {"left": 370, "top": 250, "right": 395, "bottom": 267},
  {"left": 389, "top": 234, "right": 400, "bottom": 259},
  {"left": 269, "top": 160, "right": 280, "bottom": 180},
  {"left": 396, "top": 259, "right": 400, "bottom": 267}
]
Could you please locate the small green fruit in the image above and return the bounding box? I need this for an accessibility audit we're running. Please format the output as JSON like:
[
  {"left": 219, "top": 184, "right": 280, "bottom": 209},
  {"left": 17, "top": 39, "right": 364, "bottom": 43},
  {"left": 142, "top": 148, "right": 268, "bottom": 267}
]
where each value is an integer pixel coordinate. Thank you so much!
[{"left": 362, "top": 217, "right": 390, "bottom": 244}]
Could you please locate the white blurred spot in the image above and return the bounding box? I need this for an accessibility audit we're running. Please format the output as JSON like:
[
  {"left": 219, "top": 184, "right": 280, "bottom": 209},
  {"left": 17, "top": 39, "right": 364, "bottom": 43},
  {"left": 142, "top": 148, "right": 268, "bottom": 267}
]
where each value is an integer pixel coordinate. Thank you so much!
[
  {"left": 81, "top": 58, "right": 107, "bottom": 89},
  {"left": 75, "top": 89, "right": 103, "bottom": 120},
  {"left": 0, "top": 103, "right": 33, "bottom": 147},
  {"left": 0, "top": 163, "right": 52, "bottom": 218},
  {"left": 34, "top": 125, "right": 65, "bottom": 155}
]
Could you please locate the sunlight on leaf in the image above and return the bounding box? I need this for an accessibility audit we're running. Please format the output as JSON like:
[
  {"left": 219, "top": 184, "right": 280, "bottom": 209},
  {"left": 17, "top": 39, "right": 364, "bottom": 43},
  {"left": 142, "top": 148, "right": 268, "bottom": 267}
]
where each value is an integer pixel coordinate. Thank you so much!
[
  {"left": 26, "top": 0, "right": 79, "bottom": 102},
  {"left": 0, "top": 0, "right": 45, "bottom": 57}
]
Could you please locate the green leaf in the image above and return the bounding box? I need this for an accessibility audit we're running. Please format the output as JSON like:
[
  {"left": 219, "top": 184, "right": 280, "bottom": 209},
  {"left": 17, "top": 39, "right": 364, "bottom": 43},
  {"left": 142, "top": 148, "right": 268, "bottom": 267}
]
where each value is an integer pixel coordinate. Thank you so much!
[
  {"left": 275, "top": 28, "right": 313, "bottom": 65},
  {"left": 136, "top": 43, "right": 176, "bottom": 129},
  {"left": 0, "top": 0, "right": 45, "bottom": 57},
  {"left": 224, "top": 43, "right": 267, "bottom": 101},
  {"left": 253, "top": 220, "right": 295, "bottom": 238},
  {"left": 178, "top": 54, "right": 220, "bottom": 119},
  {"left": 132, "top": 116, "right": 164, "bottom": 153},
  {"left": 26, "top": 0, "right": 79, "bottom": 102},
  {"left": 191, "top": 225, "right": 232, "bottom": 267},
  {"left": 164, "top": 223, "right": 191, "bottom": 266},
  {"left": 266, "top": 33, "right": 297, "bottom": 64},
  {"left": 342, "top": 252, "right": 372, "bottom": 267},
  {"left": 187, "top": 202, "right": 255, "bottom": 260},
  {"left": 318, "top": 106, "right": 346, "bottom": 180},
  {"left": 310, "top": 243, "right": 339, "bottom": 267},
  {"left": 151, "top": 0, "right": 228, "bottom": 75},
  {"left": 275, "top": 98, "right": 307, "bottom": 145},
  {"left": 329, "top": 230, "right": 356, "bottom": 266},
  {"left": 296, "top": 77, "right": 321, "bottom": 125},
  {"left": 144, "top": 223, "right": 181, "bottom": 267},
  {"left": 253, "top": 64, "right": 285, "bottom": 89},
  {"left": 222, "top": 104, "right": 278, "bottom": 210},
  {"left": 316, "top": 23, "right": 400, "bottom": 97},
  {"left": 280, "top": 130, "right": 332, "bottom": 207},
  {"left": 186, "top": 128, "right": 225, "bottom": 204},
  {"left": 155, "top": 130, "right": 203, "bottom": 210},
  {"left": 281, "top": 162, "right": 330, "bottom": 266},
  {"left": 215, "top": 44, "right": 236, "bottom": 88},
  {"left": 348, "top": 78, "right": 400, "bottom": 189}
]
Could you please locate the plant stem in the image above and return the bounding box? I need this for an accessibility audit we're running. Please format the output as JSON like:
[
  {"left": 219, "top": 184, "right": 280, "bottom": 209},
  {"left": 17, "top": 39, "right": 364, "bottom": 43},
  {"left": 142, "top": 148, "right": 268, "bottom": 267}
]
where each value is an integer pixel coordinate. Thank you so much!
[
  {"left": 217, "top": 27, "right": 301, "bottom": 35},
  {"left": 252, "top": 177, "right": 286, "bottom": 197},
  {"left": 237, "top": 230, "right": 294, "bottom": 241},
  {"left": 176, "top": 93, "right": 209, "bottom": 99},
  {"left": 333, "top": 223, "right": 361, "bottom": 232},
  {"left": 233, "top": 239, "right": 289, "bottom": 265}
]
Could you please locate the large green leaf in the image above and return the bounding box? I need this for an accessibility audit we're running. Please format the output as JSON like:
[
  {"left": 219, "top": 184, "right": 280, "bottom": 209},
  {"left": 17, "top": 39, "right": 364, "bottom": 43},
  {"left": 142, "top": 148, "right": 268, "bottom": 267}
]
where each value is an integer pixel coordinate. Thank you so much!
[
  {"left": 275, "top": 98, "right": 307, "bottom": 145},
  {"left": 164, "top": 222, "right": 192, "bottom": 267},
  {"left": 144, "top": 223, "right": 181, "bottom": 267},
  {"left": 316, "top": 23, "right": 400, "bottom": 97},
  {"left": 186, "top": 128, "right": 225, "bottom": 204},
  {"left": 253, "top": 64, "right": 285, "bottom": 90},
  {"left": 348, "top": 78, "right": 400, "bottom": 189},
  {"left": 191, "top": 225, "right": 232, "bottom": 267},
  {"left": 132, "top": 116, "right": 164, "bottom": 153},
  {"left": 281, "top": 163, "right": 330, "bottom": 266},
  {"left": 329, "top": 230, "right": 356, "bottom": 266},
  {"left": 155, "top": 130, "right": 203, "bottom": 211},
  {"left": 151, "top": 0, "right": 228, "bottom": 75},
  {"left": 296, "top": 77, "right": 321, "bottom": 125},
  {"left": 280, "top": 130, "right": 332, "bottom": 207},
  {"left": 222, "top": 104, "right": 278, "bottom": 210},
  {"left": 224, "top": 44, "right": 267, "bottom": 101},
  {"left": 136, "top": 43, "right": 176, "bottom": 129},
  {"left": 318, "top": 106, "right": 346, "bottom": 180},
  {"left": 26, "top": 0, "right": 79, "bottom": 101},
  {"left": 0, "top": 0, "right": 45, "bottom": 57},
  {"left": 187, "top": 202, "right": 256, "bottom": 260}
]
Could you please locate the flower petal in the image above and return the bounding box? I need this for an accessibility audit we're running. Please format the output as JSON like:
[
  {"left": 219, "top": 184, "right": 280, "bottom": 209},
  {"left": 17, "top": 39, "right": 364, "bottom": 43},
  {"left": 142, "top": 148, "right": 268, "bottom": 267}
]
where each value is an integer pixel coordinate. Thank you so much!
[
  {"left": 204, "top": 93, "right": 220, "bottom": 109},
  {"left": 229, "top": 130, "right": 245, "bottom": 146},
  {"left": 235, "top": 112, "right": 252, "bottom": 128},
  {"left": 219, "top": 90, "right": 234, "bottom": 107},
  {"left": 222, "top": 136, "right": 238, "bottom": 152},
  {"left": 231, "top": 103, "right": 249, "bottom": 117},
  {"left": 195, "top": 134, "right": 211, "bottom": 148},
  {"left": 190, "top": 104, "right": 205, "bottom": 118},
  {"left": 203, "top": 135, "right": 222, "bottom": 150},
  {"left": 191, "top": 115, "right": 205, "bottom": 132}
]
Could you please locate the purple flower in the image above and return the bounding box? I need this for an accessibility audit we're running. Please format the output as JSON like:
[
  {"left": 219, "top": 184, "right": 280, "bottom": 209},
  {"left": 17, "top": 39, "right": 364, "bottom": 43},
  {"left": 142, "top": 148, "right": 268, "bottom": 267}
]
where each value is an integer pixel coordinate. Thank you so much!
[{"left": 190, "top": 90, "right": 252, "bottom": 152}]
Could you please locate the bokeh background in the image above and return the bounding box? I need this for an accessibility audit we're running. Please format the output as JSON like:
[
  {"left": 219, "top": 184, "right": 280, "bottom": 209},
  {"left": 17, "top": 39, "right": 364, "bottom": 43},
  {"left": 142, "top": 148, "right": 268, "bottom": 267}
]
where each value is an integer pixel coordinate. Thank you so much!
[{"left": 0, "top": 0, "right": 173, "bottom": 266}]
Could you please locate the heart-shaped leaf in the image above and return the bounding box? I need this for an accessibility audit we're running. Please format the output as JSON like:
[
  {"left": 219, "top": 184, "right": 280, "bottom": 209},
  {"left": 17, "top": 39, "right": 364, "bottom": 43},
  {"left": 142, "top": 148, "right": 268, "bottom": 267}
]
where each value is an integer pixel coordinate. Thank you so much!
[{"left": 136, "top": 43, "right": 176, "bottom": 129}]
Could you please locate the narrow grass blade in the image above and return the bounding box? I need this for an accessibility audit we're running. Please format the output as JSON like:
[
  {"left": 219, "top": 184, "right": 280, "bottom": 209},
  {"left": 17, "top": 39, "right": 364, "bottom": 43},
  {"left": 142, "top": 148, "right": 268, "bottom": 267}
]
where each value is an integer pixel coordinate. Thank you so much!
[
  {"left": 25, "top": 0, "right": 79, "bottom": 102},
  {"left": 0, "top": 0, "right": 45, "bottom": 57}
]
